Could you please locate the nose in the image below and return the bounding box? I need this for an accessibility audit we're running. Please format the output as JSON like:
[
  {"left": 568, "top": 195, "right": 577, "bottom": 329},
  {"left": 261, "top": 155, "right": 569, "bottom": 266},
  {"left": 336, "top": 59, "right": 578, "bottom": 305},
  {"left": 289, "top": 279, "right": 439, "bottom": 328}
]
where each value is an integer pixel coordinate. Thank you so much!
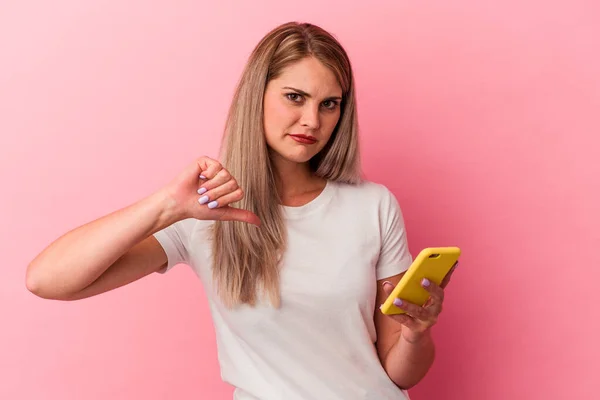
[{"left": 300, "top": 104, "right": 320, "bottom": 130}]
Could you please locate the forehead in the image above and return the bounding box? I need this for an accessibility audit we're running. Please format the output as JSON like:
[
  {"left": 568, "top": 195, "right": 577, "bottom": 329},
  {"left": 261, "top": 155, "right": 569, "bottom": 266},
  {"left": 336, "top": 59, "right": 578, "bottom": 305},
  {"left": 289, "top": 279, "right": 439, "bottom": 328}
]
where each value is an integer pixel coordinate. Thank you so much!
[{"left": 273, "top": 57, "right": 342, "bottom": 97}]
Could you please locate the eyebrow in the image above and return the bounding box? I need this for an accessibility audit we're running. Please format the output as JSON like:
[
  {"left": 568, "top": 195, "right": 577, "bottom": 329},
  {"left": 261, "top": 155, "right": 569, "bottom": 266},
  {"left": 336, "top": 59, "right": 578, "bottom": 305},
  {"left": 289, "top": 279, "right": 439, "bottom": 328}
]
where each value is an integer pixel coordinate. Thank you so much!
[{"left": 282, "top": 86, "right": 342, "bottom": 101}]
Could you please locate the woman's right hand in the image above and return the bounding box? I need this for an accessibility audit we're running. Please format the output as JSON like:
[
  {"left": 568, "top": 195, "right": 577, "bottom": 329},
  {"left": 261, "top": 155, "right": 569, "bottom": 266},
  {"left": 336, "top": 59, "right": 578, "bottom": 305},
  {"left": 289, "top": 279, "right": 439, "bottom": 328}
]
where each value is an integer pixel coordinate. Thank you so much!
[{"left": 162, "top": 156, "right": 260, "bottom": 226}]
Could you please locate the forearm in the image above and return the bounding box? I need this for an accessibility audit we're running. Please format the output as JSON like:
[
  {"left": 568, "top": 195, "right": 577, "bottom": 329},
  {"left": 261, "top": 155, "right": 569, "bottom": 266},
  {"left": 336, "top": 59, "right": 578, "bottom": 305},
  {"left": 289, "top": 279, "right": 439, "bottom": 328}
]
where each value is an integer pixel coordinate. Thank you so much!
[
  {"left": 26, "top": 189, "right": 178, "bottom": 298},
  {"left": 383, "top": 329, "right": 436, "bottom": 389}
]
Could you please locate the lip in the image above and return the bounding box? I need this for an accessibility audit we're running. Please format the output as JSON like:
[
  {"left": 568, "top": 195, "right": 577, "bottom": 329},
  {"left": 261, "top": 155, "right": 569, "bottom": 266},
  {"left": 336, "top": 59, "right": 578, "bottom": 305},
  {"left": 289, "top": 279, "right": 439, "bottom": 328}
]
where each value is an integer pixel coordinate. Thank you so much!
[{"left": 289, "top": 134, "right": 317, "bottom": 144}]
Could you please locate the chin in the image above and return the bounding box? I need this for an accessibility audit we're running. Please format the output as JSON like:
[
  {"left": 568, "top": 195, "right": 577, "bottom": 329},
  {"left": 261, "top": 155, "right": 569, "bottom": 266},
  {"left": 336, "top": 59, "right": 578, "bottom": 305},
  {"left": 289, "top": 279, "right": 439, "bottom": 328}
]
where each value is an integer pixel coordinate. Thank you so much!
[
  {"left": 273, "top": 147, "right": 319, "bottom": 164},
  {"left": 283, "top": 152, "right": 316, "bottom": 164}
]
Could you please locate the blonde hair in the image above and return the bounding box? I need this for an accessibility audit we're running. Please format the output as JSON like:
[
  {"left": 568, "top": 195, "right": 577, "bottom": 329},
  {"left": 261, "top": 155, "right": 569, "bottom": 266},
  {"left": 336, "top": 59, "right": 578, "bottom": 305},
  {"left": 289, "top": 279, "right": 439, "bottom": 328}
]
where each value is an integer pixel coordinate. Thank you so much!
[{"left": 212, "top": 22, "right": 361, "bottom": 307}]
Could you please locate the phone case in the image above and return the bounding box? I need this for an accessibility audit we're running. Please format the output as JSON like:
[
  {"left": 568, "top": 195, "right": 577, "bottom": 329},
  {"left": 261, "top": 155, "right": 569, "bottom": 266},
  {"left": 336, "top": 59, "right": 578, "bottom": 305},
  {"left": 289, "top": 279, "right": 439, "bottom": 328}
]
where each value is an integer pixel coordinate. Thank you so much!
[{"left": 380, "top": 247, "right": 461, "bottom": 315}]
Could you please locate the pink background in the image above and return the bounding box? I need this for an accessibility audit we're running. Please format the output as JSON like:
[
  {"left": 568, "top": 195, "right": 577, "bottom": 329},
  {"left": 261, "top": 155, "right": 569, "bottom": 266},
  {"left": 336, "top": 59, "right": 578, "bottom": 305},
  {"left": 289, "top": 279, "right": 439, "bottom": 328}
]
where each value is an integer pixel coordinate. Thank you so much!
[{"left": 1, "top": 1, "right": 599, "bottom": 399}]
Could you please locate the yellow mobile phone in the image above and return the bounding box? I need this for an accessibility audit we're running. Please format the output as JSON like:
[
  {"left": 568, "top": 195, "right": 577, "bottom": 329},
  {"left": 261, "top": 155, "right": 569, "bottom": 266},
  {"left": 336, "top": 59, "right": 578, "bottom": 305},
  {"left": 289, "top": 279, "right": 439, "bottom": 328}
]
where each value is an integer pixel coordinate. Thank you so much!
[{"left": 380, "top": 247, "right": 461, "bottom": 315}]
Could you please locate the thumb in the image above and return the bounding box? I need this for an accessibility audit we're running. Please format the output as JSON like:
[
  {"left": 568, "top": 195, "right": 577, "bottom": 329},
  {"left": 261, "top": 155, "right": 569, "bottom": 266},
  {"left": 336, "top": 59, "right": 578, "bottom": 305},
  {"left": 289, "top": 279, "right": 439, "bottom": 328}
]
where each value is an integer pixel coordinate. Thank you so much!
[
  {"left": 215, "top": 206, "right": 261, "bottom": 226},
  {"left": 440, "top": 261, "right": 458, "bottom": 289}
]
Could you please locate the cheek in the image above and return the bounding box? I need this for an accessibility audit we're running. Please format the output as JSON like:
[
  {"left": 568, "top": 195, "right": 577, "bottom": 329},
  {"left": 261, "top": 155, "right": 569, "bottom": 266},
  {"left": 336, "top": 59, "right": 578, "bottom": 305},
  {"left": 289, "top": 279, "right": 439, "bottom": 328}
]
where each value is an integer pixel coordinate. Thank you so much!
[
  {"left": 323, "top": 112, "right": 341, "bottom": 137},
  {"left": 264, "top": 98, "right": 297, "bottom": 134}
]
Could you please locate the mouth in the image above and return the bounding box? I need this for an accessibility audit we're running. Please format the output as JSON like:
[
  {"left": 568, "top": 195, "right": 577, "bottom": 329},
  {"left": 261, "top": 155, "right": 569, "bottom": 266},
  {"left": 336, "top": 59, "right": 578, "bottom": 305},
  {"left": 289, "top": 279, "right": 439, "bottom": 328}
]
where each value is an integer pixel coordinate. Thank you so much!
[{"left": 288, "top": 134, "right": 317, "bottom": 145}]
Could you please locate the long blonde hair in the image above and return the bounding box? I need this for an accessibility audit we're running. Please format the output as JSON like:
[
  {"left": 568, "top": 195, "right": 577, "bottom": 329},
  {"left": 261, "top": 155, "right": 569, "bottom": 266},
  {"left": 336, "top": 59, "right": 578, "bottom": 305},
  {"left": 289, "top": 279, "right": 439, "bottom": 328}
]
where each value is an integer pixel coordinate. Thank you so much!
[{"left": 212, "top": 22, "right": 361, "bottom": 307}]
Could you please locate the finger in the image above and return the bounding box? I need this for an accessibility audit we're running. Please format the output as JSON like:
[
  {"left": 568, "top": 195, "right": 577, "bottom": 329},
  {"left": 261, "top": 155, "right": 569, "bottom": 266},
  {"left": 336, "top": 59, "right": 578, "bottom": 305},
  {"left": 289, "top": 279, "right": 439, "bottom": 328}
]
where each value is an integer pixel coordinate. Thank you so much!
[
  {"left": 393, "top": 298, "right": 432, "bottom": 322},
  {"left": 382, "top": 281, "right": 394, "bottom": 297},
  {"left": 199, "top": 168, "right": 232, "bottom": 192},
  {"left": 440, "top": 261, "right": 458, "bottom": 289},
  {"left": 197, "top": 157, "right": 222, "bottom": 180},
  {"left": 213, "top": 206, "right": 261, "bottom": 226},
  {"left": 421, "top": 278, "right": 444, "bottom": 305},
  {"left": 198, "top": 180, "right": 239, "bottom": 206},
  {"left": 200, "top": 187, "right": 243, "bottom": 209}
]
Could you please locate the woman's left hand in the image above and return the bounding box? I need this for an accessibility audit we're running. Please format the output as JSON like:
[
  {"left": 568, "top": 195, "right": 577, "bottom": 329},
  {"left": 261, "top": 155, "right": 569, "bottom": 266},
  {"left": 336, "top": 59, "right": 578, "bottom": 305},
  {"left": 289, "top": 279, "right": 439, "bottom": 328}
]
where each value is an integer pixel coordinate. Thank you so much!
[{"left": 381, "top": 263, "right": 457, "bottom": 343}]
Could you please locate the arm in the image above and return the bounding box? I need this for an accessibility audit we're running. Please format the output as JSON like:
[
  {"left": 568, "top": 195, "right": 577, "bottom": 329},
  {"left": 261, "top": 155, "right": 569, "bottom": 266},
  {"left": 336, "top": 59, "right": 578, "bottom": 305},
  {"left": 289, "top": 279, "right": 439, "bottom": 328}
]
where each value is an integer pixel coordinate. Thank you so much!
[
  {"left": 26, "top": 189, "right": 177, "bottom": 300},
  {"left": 374, "top": 265, "right": 457, "bottom": 389},
  {"left": 25, "top": 156, "right": 259, "bottom": 301},
  {"left": 374, "top": 273, "right": 435, "bottom": 389}
]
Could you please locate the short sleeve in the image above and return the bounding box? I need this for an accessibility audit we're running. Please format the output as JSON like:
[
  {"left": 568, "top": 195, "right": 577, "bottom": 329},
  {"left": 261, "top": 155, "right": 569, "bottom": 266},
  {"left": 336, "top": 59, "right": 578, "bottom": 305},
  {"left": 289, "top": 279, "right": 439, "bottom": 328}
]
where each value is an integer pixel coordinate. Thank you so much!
[
  {"left": 152, "top": 218, "right": 194, "bottom": 273},
  {"left": 376, "top": 187, "right": 413, "bottom": 280}
]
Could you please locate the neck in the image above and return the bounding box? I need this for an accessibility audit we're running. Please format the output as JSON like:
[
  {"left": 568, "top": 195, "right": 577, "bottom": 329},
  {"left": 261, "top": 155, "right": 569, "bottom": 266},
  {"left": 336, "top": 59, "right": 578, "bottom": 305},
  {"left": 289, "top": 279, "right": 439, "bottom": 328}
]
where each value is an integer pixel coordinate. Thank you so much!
[{"left": 270, "top": 153, "right": 325, "bottom": 200}]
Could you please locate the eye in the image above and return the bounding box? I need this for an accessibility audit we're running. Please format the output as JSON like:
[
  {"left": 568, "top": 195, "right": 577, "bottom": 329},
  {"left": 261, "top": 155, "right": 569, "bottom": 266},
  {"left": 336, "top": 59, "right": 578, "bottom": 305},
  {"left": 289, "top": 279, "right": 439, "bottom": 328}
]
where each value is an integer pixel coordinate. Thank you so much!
[
  {"left": 322, "top": 100, "right": 339, "bottom": 110},
  {"left": 285, "top": 93, "right": 303, "bottom": 103}
]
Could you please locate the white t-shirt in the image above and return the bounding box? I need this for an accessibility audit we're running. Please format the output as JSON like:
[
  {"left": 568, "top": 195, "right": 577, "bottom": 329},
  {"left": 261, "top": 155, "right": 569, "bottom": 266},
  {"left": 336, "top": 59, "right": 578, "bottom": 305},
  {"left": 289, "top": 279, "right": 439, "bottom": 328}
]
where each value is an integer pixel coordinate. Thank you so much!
[{"left": 153, "top": 180, "right": 413, "bottom": 400}]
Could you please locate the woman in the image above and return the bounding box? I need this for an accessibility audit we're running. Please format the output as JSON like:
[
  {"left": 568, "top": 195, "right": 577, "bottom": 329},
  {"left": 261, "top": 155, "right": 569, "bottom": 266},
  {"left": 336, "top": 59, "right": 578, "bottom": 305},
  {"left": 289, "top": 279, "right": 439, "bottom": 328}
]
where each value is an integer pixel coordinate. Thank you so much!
[{"left": 27, "top": 22, "right": 454, "bottom": 399}]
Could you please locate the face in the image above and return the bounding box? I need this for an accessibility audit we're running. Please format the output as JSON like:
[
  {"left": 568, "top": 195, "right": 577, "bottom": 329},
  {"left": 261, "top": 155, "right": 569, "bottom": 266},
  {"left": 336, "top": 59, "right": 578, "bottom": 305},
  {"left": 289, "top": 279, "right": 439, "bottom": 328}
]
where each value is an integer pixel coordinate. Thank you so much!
[{"left": 262, "top": 56, "right": 343, "bottom": 165}]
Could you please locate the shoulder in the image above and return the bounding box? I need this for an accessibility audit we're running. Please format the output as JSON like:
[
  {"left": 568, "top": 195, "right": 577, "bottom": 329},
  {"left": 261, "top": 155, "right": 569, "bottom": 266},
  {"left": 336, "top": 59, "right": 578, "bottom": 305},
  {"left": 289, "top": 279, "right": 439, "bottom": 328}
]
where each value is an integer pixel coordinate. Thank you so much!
[
  {"left": 331, "top": 179, "right": 400, "bottom": 207},
  {"left": 166, "top": 218, "right": 214, "bottom": 240},
  {"left": 327, "top": 179, "right": 405, "bottom": 224}
]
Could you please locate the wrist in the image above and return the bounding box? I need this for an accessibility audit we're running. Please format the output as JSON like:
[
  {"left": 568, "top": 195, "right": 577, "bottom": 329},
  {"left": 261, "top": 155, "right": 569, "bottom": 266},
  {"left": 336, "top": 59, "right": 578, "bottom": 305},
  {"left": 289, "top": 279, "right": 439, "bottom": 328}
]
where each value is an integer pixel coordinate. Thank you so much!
[
  {"left": 401, "top": 327, "right": 433, "bottom": 345},
  {"left": 148, "top": 189, "right": 183, "bottom": 230}
]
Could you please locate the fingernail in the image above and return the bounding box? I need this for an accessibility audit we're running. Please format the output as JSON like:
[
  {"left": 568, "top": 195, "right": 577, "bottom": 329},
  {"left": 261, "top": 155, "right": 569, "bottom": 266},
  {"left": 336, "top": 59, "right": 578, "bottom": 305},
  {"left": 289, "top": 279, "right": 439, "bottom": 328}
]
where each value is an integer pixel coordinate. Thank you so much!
[
  {"left": 208, "top": 201, "right": 218, "bottom": 209},
  {"left": 197, "top": 187, "right": 207, "bottom": 195},
  {"left": 393, "top": 298, "right": 403, "bottom": 307},
  {"left": 383, "top": 281, "right": 393, "bottom": 288},
  {"left": 198, "top": 195, "right": 209, "bottom": 205},
  {"left": 422, "top": 278, "right": 430, "bottom": 287},
  {"left": 199, "top": 174, "right": 207, "bottom": 179}
]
